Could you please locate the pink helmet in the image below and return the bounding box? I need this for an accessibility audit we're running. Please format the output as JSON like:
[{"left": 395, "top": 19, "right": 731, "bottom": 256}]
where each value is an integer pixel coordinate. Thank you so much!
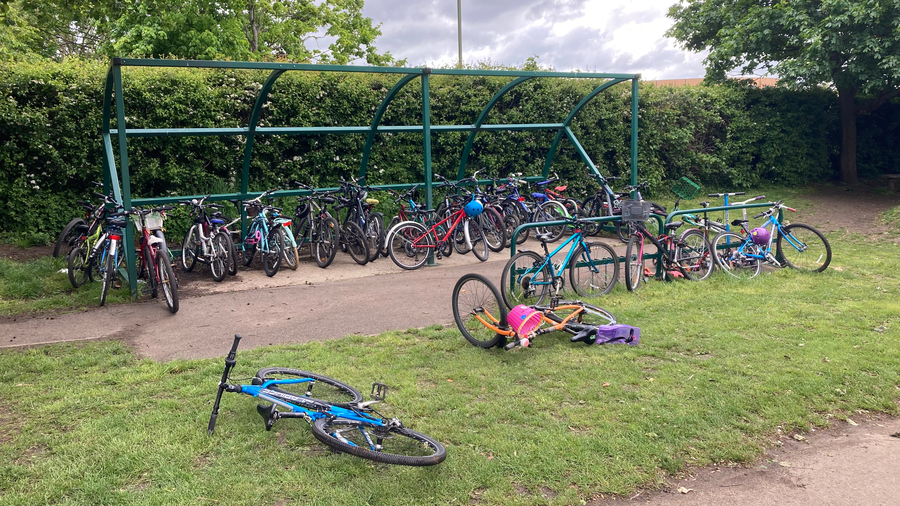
[{"left": 750, "top": 227, "right": 770, "bottom": 245}]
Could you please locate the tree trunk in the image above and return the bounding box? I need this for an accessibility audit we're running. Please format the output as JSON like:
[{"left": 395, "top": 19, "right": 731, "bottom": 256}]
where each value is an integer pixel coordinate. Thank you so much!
[{"left": 838, "top": 87, "right": 858, "bottom": 185}]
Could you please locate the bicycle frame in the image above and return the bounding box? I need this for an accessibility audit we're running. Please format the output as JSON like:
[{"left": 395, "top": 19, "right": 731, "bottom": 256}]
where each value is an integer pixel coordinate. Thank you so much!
[
  {"left": 721, "top": 213, "right": 787, "bottom": 266},
  {"left": 516, "top": 230, "right": 598, "bottom": 288}
]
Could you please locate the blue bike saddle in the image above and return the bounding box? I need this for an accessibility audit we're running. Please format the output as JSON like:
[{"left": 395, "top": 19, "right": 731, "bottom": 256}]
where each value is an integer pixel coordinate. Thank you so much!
[
  {"left": 210, "top": 218, "right": 225, "bottom": 224},
  {"left": 532, "top": 192, "right": 547, "bottom": 199}
]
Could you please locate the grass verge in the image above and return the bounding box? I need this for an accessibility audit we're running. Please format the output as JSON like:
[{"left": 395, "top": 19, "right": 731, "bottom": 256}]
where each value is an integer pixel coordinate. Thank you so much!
[
  {"left": 0, "top": 257, "right": 131, "bottom": 316},
  {"left": 0, "top": 233, "right": 898, "bottom": 505}
]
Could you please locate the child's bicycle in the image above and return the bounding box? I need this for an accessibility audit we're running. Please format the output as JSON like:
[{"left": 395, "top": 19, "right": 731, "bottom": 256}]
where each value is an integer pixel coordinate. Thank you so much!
[
  {"left": 208, "top": 335, "right": 446, "bottom": 467},
  {"left": 452, "top": 273, "right": 639, "bottom": 350}
]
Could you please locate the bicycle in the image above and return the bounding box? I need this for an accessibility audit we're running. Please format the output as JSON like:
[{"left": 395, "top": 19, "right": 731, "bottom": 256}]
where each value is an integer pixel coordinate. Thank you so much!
[
  {"left": 385, "top": 178, "right": 488, "bottom": 269},
  {"left": 208, "top": 334, "right": 446, "bottom": 466},
  {"left": 293, "top": 183, "right": 340, "bottom": 268},
  {"left": 336, "top": 178, "right": 384, "bottom": 263},
  {"left": 452, "top": 273, "right": 639, "bottom": 350},
  {"left": 54, "top": 181, "right": 107, "bottom": 258},
  {"left": 712, "top": 200, "right": 832, "bottom": 278},
  {"left": 132, "top": 206, "right": 179, "bottom": 313},
  {"left": 622, "top": 183, "right": 714, "bottom": 291},
  {"left": 238, "top": 190, "right": 283, "bottom": 277},
  {"left": 66, "top": 190, "right": 119, "bottom": 289},
  {"left": 179, "top": 195, "right": 234, "bottom": 282},
  {"left": 500, "top": 216, "right": 619, "bottom": 308}
]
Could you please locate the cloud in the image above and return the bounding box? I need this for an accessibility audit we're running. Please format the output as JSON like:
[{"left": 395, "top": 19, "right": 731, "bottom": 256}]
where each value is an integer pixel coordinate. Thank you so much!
[{"left": 362, "top": 0, "right": 707, "bottom": 79}]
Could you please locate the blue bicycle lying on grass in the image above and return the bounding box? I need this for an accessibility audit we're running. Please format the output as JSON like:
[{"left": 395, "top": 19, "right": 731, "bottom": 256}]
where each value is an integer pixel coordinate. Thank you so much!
[{"left": 208, "top": 335, "right": 446, "bottom": 466}]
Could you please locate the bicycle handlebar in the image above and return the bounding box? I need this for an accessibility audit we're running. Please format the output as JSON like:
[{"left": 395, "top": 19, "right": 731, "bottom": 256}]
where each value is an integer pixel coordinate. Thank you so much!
[{"left": 708, "top": 192, "right": 746, "bottom": 197}]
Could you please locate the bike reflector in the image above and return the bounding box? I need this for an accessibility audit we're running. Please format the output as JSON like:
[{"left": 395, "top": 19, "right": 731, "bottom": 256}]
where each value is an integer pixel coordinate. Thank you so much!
[
  {"left": 282, "top": 221, "right": 292, "bottom": 227},
  {"left": 109, "top": 234, "right": 122, "bottom": 241}
]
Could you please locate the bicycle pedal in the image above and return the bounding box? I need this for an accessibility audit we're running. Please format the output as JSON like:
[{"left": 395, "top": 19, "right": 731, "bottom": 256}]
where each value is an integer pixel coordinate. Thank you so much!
[{"left": 370, "top": 382, "right": 388, "bottom": 401}]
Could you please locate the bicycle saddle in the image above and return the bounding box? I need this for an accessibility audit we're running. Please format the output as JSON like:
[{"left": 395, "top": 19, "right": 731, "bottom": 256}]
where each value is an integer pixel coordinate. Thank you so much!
[
  {"left": 534, "top": 232, "right": 554, "bottom": 242},
  {"left": 106, "top": 218, "right": 127, "bottom": 228},
  {"left": 569, "top": 327, "right": 597, "bottom": 345},
  {"left": 664, "top": 221, "right": 683, "bottom": 230},
  {"left": 731, "top": 219, "right": 748, "bottom": 226}
]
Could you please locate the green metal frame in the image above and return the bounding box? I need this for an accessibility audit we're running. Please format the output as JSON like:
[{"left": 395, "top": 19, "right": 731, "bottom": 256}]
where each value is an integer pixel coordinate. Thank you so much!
[{"left": 101, "top": 58, "right": 641, "bottom": 296}]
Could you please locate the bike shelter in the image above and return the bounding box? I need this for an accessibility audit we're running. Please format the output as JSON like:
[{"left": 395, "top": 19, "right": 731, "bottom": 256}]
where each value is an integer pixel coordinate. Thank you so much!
[{"left": 101, "top": 58, "right": 642, "bottom": 296}]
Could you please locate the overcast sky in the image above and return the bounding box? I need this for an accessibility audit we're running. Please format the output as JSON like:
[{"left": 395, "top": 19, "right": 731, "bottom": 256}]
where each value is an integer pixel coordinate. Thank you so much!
[{"left": 360, "top": 0, "right": 708, "bottom": 79}]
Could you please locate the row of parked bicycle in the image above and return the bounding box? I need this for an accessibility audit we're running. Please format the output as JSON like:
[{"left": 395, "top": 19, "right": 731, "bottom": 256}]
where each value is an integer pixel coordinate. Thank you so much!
[{"left": 52, "top": 172, "right": 832, "bottom": 314}]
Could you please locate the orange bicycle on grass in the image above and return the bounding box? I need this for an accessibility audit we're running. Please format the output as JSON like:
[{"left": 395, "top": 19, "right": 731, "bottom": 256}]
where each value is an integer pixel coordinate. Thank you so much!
[{"left": 451, "top": 273, "right": 639, "bottom": 350}]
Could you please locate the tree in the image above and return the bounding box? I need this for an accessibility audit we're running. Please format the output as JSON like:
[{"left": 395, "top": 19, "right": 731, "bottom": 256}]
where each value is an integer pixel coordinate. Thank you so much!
[
  {"left": 668, "top": 0, "right": 900, "bottom": 184},
  {"left": 1, "top": 0, "right": 400, "bottom": 65}
]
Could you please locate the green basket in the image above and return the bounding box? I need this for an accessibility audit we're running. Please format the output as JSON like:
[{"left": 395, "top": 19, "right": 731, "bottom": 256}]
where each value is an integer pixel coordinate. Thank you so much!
[{"left": 672, "top": 177, "right": 700, "bottom": 200}]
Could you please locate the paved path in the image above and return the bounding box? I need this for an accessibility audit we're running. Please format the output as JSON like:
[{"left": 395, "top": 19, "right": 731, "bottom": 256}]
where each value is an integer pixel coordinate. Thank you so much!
[{"left": 1, "top": 253, "right": 510, "bottom": 361}]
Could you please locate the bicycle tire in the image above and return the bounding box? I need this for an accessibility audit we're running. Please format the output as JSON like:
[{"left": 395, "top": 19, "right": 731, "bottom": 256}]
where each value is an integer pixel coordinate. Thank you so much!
[
  {"left": 262, "top": 231, "right": 281, "bottom": 277},
  {"left": 221, "top": 231, "right": 238, "bottom": 276},
  {"left": 676, "top": 229, "right": 714, "bottom": 281},
  {"left": 314, "top": 217, "right": 339, "bottom": 268},
  {"left": 210, "top": 232, "right": 229, "bottom": 282},
  {"left": 453, "top": 225, "right": 470, "bottom": 255},
  {"left": 241, "top": 242, "right": 256, "bottom": 267},
  {"left": 142, "top": 244, "right": 158, "bottom": 298},
  {"left": 569, "top": 241, "right": 619, "bottom": 297},
  {"left": 503, "top": 203, "right": 530, "bottom": 243},
  {"left": 624, "top": 234, "right": 646, "bottom": 292},
  {"left": 67, "top": 246, "right": 89, "bottom": 288},
  {"left": 387, "top": 222, "right": 432, "bottom": 270},
  {"left": 182, "top": 226, "right": 201, "bottom": 272},
  {"left": 99, "top": 241, "right": 117, "bottom": 306},
  {"left": 534, "top": 201, "right": 568, "bottom": 242},
  {"left": 311, "top": 418, "right": 446, "bottom": 466},
  {"left": 364, "top": 213, "right": 383, "bottom": 263},
  {"left": 776, "top": 223, "right": 831, "bottom": 272},
  {"left": 254, "top": 368, "right": 362, "bottom": 405},
  {"left": 501, "top": 250, "right": 550, "bottom": 309},
  {"left": 480, "top": 207, "right": 506, "bottom": 253},
  {"left": 579, "top": 196, "right": 603, "bottom": 236},
  {"left": 544, "top": 302, "right": 617, "bottom": 327},
  {"left": 54, "top": 218, "right": 85, "bottom": 258},
  {"left": 466, "top": 219, "right": 489, "bottom": 262},
  {"left": 452, "top": 272, "right": 508, "bottom": 348},
  {"left": 712, "top": 231, "right": 761, "bottom": 278},
  {"left": 381, "top": 216, "right": 400, "bottom": 257},
  {"left": 277, "top": 228, "right": 299, "bottom": 271},
  {"left": 342, "top": 221, "right": 369, "bottom": 265},
  {"left": 157, "top": 249, "right": 179, "bottom": 313},
  {"left": 502, "top": 213, "right": 519, "bottom": 248}
]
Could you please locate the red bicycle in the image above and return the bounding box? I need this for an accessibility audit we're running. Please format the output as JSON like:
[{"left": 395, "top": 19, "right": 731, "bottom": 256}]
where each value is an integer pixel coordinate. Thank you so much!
[
  {"left": 385, "top": 179, "right": 488, "bottom": 270},
  {"left": 132, "top": 206, "right": 179, "bottom": 313}
]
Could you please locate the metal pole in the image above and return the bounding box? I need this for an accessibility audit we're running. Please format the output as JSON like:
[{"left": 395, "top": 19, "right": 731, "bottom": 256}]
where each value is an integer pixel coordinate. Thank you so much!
[
  {"left": 422, "top": 69, "right": 435, "bottom": 265},
  {"left": 457, "top": 0, "right": 463, "bottom": 67}
]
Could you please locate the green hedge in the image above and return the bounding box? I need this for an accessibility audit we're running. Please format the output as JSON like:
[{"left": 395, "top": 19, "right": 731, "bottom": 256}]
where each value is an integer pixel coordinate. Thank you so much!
[{"left": 2, "top": 59, "right": 898, "bottom": 237}]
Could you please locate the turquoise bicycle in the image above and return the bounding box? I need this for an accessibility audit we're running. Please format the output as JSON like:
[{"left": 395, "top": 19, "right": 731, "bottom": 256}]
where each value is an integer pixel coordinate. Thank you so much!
[
  {"left": 712, "top": 200, "right": 832, "bottom": 278},
  {"left": 501, "top": 216, "right": 619, "bottom": 308},
  {"left": 239, "top": 190, "right": 282, "bottom": 277}
]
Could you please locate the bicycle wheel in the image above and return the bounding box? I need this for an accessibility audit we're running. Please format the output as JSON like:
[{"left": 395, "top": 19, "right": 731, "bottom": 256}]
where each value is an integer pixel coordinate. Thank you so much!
[
  {"left": 452, "top": 224, "right": 470, "bottom": 255},
  {"left": 220, "top": 231, "right": 238, "bottom": 276},
  {"left": 156, "top": 249, "right": 179, "bottom": 313},
  {"left": 479, "top": 207, "right": 506, "bottom": 253},
  {"left": 181, "top": 226, "right": 201, "bottom": 272},
  {"left": 615, "top": 220, "right": 637, "bottom": 243},
  {"left": 262, "top": 232, "right": 281, "bottom": 277},
  {"left": 99, "top": 243, "right": 118, "bottom": 306},
  {"left": 364, "top": 214, "right": 382, "bottom": 263},
  {"left": 533, "top": 201, "right": 568, "bottom": 242},
  {"left": 313, "top": 217, "right": 339, "bottom": 268},
  {"left": 54, "top": 218, "right": 85, "bottom": 258},
  {"left": 254, "top": 368, "right": 362, "bottom": 405},
  {"left": 502, "top": 213, "right": 519, "bottom": 248},
  {"left": 503, "top": 203, "right": 529, "bottom": 243},
  {"left": 342, "top": 221, "right": 369, "bottom": 265},
  {"left": 579, "top": 196, "right": 603, "bottom": 236},
  {"left": 141, "top": 244, "right": 158, "bottom": 298},
  {"left": 466, "top": 219, "right": 489, "bottom": 262},
  {"left": 776, "top": 224, "right": 831, "bottom": 272},
  {"left": 311, "top": 418, "right": 446, "bottom": 466},
  {"left": 241, "top": 242, "right": 256, "bottom": 267},
  {"left": 545, "top": 302, "right": 617, "bottom": 327},
  {"left": 210, "top": 232, "right": 230, "bottom": 282},
  {"left": 712, "top": 231, "right": 761, "bottom": 278},
  {"left": 381, "top": 216, "right": 400, "bottom": 257},
  {"left": 569, "top": 241, "right": 619, "bottom": 297},
  {"left": 624, "top": 233, "right": 647, "bottom": 292},
  {"left": 452, "top": 272, "right": 507, "bottom": 348},
  {"left": 501, "top": 250, "right": 550, "bottom": 309},
  {"left": 388, "top": 222, "right": 432, "bottom": 270},
  {"left": 277, "top": 228, "right": 299, "bottom": 271},
  {"left": 67, "top": 246, "right": 89, "bottom": 288},
  {"left": 676, "top": 229, "right": 714, "bottom": 281}
]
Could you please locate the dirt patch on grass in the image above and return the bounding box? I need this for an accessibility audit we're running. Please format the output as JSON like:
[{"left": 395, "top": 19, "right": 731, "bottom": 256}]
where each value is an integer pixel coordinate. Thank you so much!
[
  {"left": 799, "top": 182, "right": 900, "bottom": 239},
  {"left": 0, "top": 244, "right": 54, "bottom": 262}
]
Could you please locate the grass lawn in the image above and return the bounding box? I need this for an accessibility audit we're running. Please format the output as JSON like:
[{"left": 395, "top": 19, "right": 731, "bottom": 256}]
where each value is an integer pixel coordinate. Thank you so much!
[{"left": 0, "top": 231, "right": 897, "bottom": 505}]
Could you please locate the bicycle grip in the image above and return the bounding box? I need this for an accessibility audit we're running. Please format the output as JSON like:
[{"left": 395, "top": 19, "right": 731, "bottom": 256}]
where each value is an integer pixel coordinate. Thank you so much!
[
  {"left": 504, "top": 340, "right": 519, "bottom": 351},
  {"left": 227, "top": 334, "right": 242, "bottom": 361},
  {"left": 753, "top": 211, "right": 765, "bottom": 219}
]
